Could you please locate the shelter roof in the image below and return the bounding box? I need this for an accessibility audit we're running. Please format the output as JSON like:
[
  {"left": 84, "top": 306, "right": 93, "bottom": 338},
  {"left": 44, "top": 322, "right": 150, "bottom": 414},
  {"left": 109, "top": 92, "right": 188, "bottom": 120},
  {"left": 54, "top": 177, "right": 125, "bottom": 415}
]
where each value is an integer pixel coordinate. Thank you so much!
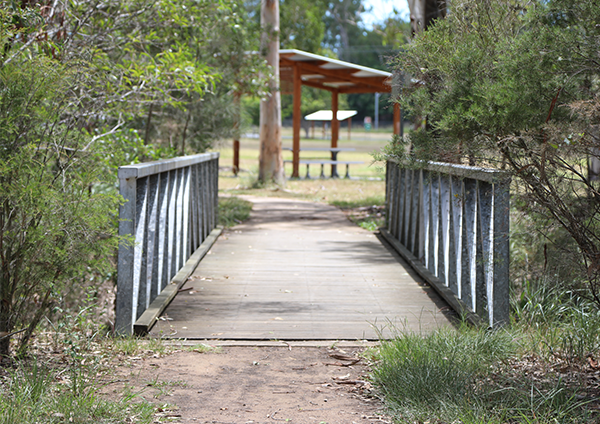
[
  {"left": 279, "top": 49, "right": 392, "bottom": 95},
  {"left": 304, "top": 110, "right": 357, "bottom": 121}
]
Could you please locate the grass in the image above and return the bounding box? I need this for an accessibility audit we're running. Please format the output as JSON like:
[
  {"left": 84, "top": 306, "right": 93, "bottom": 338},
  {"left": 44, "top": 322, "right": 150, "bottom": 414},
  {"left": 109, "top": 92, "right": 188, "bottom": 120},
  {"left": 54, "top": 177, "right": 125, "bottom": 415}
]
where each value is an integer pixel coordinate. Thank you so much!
[
  {"left": 215, "top": 134, "right": 388, "bottom": 181},
  {"left": 0, "top": 359, "right": 156, "bottom": 424},
  {"left": 372, "top": 285, "right": 600, "bottom": 424},
  {"left": 373, "top": 327, "right": 593, "bottom": 423},
  {"left": 218, "top": 196, "right": 253, "bottom": 227},
  {"left": 0, "top": 307, "right": 194, "bottom": 424},
  {"left": 330, "top": 196, "right": 386, "bottom": 231}
]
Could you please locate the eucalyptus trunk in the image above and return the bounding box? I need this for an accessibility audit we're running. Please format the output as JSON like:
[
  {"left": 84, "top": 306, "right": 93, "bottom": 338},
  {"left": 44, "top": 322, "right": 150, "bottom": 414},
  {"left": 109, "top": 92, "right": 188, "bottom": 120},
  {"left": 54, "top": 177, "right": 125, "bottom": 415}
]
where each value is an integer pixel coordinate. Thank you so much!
[{"left": 258, "top": 0, "right": 285, "bottom": 185}]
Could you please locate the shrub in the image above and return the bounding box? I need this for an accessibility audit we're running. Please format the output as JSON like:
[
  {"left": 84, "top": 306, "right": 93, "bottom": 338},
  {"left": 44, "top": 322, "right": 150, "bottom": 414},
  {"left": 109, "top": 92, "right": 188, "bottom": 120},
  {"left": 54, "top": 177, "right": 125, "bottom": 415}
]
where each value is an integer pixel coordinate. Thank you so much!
[{"left": 0, "top": 52, "right": 121, "bottom": 358}]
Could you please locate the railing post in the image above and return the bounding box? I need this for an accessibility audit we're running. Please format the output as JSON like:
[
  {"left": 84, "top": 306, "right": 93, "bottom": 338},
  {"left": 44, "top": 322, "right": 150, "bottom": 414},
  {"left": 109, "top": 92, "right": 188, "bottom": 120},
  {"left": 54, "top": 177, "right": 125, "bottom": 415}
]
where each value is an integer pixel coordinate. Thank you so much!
[
  {"left": 116, "top": 173, "right": 137, "bottom": 336},
  {"left": 492, "top": 180, "right": 510, "bottom": 326}
]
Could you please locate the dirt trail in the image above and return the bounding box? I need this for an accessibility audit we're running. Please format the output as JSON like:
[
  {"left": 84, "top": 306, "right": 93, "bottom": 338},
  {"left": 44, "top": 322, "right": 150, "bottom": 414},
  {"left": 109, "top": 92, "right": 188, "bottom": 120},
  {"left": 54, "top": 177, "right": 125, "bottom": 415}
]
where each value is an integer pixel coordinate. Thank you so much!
[{"left": 102, "top": 341, "right": 391, "bottom": 424}]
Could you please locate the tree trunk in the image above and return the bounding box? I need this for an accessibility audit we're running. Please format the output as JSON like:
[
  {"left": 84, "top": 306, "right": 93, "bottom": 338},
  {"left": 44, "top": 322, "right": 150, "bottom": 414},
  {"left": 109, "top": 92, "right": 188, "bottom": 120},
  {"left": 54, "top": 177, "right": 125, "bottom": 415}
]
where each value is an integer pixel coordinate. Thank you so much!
[
  {"left": 144, "top": 102, "right": 154, "bottom": 146},
  {"left": 181, "top": 108, "right": 191, "bottom": 155},
  {"left": 408, "top": 0, "right": 446, "bottom": 34},
  {"left": 259, "top": 0, "right": 285, "bottom": 185}
]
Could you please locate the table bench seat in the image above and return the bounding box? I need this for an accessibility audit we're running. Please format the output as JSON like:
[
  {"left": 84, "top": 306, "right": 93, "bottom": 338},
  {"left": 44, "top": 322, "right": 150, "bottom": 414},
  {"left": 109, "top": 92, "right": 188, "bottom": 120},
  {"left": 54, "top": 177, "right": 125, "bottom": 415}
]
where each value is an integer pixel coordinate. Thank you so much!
[{"left": 284, "top": 159, "right": 364, "bottom": 179}]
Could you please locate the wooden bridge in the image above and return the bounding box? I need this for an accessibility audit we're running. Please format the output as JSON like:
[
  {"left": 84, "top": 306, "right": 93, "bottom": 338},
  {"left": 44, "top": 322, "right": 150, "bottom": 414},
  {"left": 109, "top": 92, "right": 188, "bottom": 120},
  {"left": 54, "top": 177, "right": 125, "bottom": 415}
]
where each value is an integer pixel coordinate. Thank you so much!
[
  {"left": 115, "top": 154, "right": 510, "bottom": 338},
  {"left": 149, "top": 196, "right": 452, "bottom": 340}
]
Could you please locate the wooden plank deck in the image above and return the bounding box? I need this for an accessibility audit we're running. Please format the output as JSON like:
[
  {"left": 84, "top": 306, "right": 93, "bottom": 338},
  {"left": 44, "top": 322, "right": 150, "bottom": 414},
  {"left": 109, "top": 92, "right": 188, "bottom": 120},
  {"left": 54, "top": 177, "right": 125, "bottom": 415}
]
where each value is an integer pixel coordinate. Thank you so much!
[{"left": 151, "top": 196, "right": 455, "bottom": 340}]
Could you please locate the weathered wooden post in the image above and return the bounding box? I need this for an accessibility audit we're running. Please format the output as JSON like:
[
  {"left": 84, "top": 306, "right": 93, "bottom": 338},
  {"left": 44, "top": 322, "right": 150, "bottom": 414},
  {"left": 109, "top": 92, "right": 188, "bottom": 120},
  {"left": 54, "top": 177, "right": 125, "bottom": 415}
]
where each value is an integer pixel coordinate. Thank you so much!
[
  {"left": 331, "top": 90, "right": 339, "bottom": 177},
  {"left": 233, "top": 92, "right": 241, "bottom": 176},
  {"left": 292, "top": 63, "right": 302, "bottom": 178}
]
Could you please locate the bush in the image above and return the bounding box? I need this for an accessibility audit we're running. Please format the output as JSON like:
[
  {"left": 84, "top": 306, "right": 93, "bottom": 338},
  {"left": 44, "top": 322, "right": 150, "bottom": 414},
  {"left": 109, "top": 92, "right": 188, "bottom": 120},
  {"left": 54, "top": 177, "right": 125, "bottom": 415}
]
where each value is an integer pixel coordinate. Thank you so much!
[
  {"left": 0, "top": 53, "right": 121, "bottom": 358},
  {"left": 389, "top": 0, "right": 600, "bottom": 307}
]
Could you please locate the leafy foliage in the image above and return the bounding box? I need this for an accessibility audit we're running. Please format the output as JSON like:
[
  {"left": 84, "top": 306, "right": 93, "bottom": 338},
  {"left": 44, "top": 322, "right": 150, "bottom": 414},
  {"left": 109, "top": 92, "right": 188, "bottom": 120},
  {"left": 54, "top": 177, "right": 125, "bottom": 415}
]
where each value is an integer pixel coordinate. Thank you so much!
[
  {"left": 0, "top": 47, "right": 121, "bottom": 356},
  {"left": 389, "top": 0, "right": 600, "bottom": 304},
  {"left": 0, "top": 0, "right": 269, "bottom": 357}
]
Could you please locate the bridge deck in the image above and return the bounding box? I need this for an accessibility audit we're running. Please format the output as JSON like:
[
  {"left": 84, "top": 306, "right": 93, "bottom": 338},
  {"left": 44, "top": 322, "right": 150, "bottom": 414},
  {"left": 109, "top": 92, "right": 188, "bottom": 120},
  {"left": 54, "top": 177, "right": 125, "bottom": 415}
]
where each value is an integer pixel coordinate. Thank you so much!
[{"left": 151, "top": 196, "right": 454, "bottom": 340}]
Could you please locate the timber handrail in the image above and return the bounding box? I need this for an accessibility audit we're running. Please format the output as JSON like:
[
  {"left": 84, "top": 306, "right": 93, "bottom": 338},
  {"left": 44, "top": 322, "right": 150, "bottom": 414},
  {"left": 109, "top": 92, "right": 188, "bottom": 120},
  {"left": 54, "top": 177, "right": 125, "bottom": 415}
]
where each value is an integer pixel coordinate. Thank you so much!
[
  {"left": 116, "top": 152, "right": 220, "bottom": 335},
  {"left": 382, "top": 159, "right": 511, "bottom": 327}
]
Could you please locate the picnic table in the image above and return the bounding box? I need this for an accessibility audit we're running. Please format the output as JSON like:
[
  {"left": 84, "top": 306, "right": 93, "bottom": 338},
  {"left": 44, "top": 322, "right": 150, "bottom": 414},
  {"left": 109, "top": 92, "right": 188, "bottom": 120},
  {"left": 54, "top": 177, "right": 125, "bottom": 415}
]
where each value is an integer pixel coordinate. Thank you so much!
[{"left": 283, "top": 147, "right": 363, "bottom": 178}]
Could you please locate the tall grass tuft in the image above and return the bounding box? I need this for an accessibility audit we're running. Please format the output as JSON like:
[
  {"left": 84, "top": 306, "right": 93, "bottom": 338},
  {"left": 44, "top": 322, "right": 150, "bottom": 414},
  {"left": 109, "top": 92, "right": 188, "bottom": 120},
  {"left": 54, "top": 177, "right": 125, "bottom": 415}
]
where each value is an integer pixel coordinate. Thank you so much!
[
  {"left": 218, "top": 196, "right": 253, "bottom": 227},
  {"left": 373, "top": 327, "right": 516, "bottom": 421},
  {"left": 510, "top": 279, "right": 600, "bottom": 370},
  {"left": 372, "top": 325, "right": 593, "bottom": 423},
  {"left": 0, "top": 361, "right": 155, "bottom": 424}
]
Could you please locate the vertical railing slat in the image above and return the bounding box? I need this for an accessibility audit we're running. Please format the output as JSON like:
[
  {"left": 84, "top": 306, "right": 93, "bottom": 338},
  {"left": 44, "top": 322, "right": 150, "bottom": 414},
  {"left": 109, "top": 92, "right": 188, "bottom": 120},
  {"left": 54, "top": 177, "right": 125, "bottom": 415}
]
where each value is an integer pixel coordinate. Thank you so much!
[
  {"left": 429, "top": 173, "right": 440, "bottom": 277},
  {"left": 392, "top": 165, "right": 400, "bottom": 238},
  {"left": 416, "top": 170, "right": 425, "bottom": 261},
  {"left": 116, "top": 174, "right": 137, "bottom": 335},
  {"left": 478, "top": 181, "right": 493, "bottom": 323},
  {"left": 133, "top": 177, "right": 149, "bottom": 321},
  {"left": 422, "top": 171, "right": 431, "bottom": 267},
  {"left": 146, "top": 174, "right": 160, "bottom": 304},
  {"left": 462, "top": 179, "right": 477, "bottom": 311}
]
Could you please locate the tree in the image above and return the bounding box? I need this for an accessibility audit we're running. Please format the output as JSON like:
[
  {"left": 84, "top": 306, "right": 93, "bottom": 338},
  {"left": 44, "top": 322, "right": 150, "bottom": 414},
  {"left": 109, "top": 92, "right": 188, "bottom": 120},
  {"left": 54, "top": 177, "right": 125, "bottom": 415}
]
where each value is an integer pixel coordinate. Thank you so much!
[
  {"left": 258, "top": 0, "right": 285, "bottom": 185},
  {"left": 407, "top": 0, "right": 447, "bottom": 34},
  {"left": 280, "top": 0, "right": 328, "bottom": 53},
  {"left": 389, "top": 0, "right": 600, "bottom": 304}
]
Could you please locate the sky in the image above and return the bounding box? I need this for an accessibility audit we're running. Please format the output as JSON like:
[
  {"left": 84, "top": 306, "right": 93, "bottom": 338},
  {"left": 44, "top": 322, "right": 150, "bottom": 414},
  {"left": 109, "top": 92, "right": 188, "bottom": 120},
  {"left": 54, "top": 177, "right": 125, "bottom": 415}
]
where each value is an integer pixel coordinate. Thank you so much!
[{"left": 361, "top": 0, "right": 410, "bottom": 28}]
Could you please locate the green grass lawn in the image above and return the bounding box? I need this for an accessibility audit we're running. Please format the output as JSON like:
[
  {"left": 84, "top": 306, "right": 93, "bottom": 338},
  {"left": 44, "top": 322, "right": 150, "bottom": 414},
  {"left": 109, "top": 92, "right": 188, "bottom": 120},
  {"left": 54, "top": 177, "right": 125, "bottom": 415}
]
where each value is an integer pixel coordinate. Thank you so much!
[
  {"left": 214, "top": 131, "right": 390, "bottom": 181},
  {"left": 214, "top": 132, "right": 389, "bottom": 208}
]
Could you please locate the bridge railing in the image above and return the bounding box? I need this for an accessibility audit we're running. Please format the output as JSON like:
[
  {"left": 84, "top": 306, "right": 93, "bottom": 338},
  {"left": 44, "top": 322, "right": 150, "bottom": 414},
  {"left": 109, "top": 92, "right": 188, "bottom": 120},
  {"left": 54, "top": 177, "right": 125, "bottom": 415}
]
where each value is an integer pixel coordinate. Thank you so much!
[
  {"left": 116, "top": 153, "right": 219, "bottom": 335},
  {"left": 381, "top": 160, "right": 511, "bottom": 327}
]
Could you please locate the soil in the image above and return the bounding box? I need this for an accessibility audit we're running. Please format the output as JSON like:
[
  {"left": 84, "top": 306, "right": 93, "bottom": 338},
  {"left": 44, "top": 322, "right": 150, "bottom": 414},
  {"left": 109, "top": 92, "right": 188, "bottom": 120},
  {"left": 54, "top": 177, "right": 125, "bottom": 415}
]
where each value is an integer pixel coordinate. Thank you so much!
[{"left": 100, "top": 341, "right": 391, "bottom": 424}]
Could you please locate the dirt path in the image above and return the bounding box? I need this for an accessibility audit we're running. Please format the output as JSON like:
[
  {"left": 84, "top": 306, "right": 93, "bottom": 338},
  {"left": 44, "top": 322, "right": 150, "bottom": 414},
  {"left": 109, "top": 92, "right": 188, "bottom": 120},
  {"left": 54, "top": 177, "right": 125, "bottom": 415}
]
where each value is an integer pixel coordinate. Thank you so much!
[{"left": 102, "top": 341, "right": 391, "bottom": 424}]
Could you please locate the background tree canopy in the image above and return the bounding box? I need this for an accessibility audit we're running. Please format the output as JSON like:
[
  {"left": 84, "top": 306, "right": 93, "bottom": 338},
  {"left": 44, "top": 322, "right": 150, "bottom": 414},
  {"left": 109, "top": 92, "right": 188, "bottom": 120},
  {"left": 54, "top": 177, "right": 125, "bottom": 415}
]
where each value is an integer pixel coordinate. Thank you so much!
[{"left": 241, "top": 0, "right": 410, "bottom": 125}]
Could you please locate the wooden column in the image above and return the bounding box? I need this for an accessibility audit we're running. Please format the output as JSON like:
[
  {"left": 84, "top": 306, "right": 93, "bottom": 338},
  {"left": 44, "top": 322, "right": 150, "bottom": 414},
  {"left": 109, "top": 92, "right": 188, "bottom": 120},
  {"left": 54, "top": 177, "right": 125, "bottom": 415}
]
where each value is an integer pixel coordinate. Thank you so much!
[
  {"left": 292, "top": 64, "right": 302, "bottom": 178},
  {"left": 393, "top": 103, "right": 401, "bottom": 136},
  {"left": 347, "top": 117, "right": 351, "bottom": 140},
  {"left": 233, "top": 92, "right": 241, "bottom": 176},
  {"left": 331, "top": 90, "right": 339, "bottom": 177}
]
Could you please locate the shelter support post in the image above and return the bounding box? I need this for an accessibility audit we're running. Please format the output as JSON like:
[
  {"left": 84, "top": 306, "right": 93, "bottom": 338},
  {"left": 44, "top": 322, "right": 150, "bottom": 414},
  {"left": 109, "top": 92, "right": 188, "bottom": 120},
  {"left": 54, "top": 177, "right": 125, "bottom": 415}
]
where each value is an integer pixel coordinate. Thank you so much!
[
  {"left": 233, "top": 140, "right": 239, "bottom": 175},
  {"left": 331, "top": 90, "right": 339, "bottom": 177},
  {"left": 292, "top": 64, "right": 302, "bottom": 178},
  {"left": 393, "top": 103, "right": 401, "bottom": 136},
  {"left": 348, "top": 117, "right": 351, "bottom": 140}
]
